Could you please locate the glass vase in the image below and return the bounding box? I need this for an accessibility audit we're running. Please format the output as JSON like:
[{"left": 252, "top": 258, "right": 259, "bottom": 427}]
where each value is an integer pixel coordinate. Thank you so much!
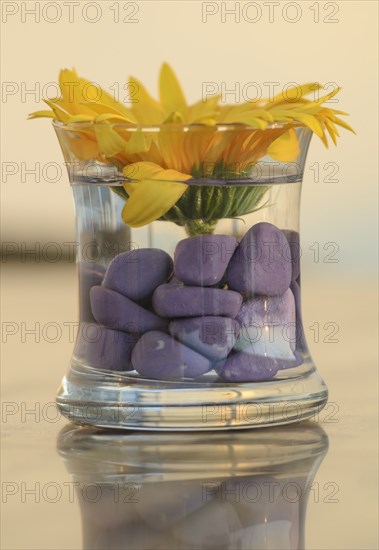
[{"left": 54, "top": 122, "right": 328, "bottom": 430}]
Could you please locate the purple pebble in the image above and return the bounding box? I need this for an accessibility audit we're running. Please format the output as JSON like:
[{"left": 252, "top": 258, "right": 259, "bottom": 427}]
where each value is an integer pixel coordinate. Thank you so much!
[
  {"left": 234, "top": 289, "right": 298, "bottom": 369},
  {"left": 278, "top": 350, "right": 304, "bottom": 370},
  {"left": 215, "top": 352, "right": 279, "bottom": 382},
  {"left": 290, "top": 280, "right": 308, "bottom": 353},
  {"left": 152, "top": 284, "right": 242, "bottom": 318},
  {"left": 74, "top": 323, "right": 137, "bottom": 371},
  {"left": 79, "top": 263, "right": 106, "bottom": 322},
  {"left": 282, "top": 229, "right": 301, "bottom": 281},
  {"left": 169, "top": 316, "right": 240, "bottom": 360},
  {"left": 90, "top": 286, "right": 167, "bottom": 334},
  {"left": 174, "top": 235, "right": 237, "bottom": 286},
  {"left": 131, "top": 331, "right": 213, "bottom": 380},
  {"left": 102, "top": 249, "right": 173, "bottom": 302},
  {"left": 226, "top": 222, "right": 292, "bottom": 296},
  {"left": 236, "top": 288, "right": 296, "bottom": 354}
]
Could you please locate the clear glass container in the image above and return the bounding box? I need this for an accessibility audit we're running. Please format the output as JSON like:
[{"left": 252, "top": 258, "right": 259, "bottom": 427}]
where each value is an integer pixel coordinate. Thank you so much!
[
  {"left": 57, "top": 422, "right": 328, "bottom": 549},
  {"left": 54, "top": 122, "right": 328, "bottom": 429}
]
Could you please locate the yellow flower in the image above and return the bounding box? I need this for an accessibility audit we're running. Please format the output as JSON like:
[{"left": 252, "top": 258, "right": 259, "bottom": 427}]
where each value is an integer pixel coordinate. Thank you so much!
[{"left": 30, "top": 65, "right": 355, "bottom": 227}]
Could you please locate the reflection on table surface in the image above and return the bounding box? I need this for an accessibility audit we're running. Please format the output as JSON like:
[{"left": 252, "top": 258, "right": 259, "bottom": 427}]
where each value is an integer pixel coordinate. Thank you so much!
[
  {"left": 57, "top": 422, "right": 328, "bottom": 550},
  {"left": 3, "top": 265, "right": 377, "bottom": 549}
]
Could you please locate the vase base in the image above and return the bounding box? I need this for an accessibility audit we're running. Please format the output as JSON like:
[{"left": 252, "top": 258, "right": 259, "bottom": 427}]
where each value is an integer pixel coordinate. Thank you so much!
[{"left": 56, "top": 361, "right": 328, "bottom": 431}]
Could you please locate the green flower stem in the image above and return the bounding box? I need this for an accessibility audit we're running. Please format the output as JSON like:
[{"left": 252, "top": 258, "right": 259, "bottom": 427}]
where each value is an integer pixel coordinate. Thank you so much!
[{"left": 184, "top": 219, "right": 218, "bottom": 236}]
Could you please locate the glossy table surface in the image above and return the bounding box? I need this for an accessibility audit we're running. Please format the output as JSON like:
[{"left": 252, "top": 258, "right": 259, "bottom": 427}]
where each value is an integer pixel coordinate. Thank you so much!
[{"left": 1, "top": 262, "right": 378, "bottom": 550}]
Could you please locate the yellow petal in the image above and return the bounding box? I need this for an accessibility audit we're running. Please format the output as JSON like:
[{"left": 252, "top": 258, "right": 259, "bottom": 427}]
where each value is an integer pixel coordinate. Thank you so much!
[
  {"left": 66, "top": 133, "right": 100, "bottom": 161},
  {"left": 267, "top": 128, "right": 300, "bottom": 161},
  {"left": 83, "top": 80, "right": 139, "bottom": 120},
  {"left": 159, "top": 63, "right": 187, "bottom": 118},
  {"left": 329, "top": 109, "right": 350, "bottom": 116},
  {"left": 81, "top": 101, "right": 137, "bottom": 123},
  {"left": 270, "top": 83, "right": 322, "bottom": 105},
  {"left": 123, "top": 161, "right": 190, "bottom": 182},
  {"left": 193, "top": 117, "right": 217, "bottom": 126},
  {"left": 221, "top": 105, "right": 273, "bottom": 127},
  {"left": 226, "top": 115, "right": 269, "bottom": 129},
  {"left": 94, "top": 113, "right": 133, "bottom": 124},
  {"left": 124, "top": 130, "right": 153, "bottom": 155},
  {"left": 330, "top": 115, "right": 356, "bottom": 134},
  {"left": 28, "top": 110, "right": 54, "bottom": 119},
  {"left": 188, "top": 95, "right": 220, "bottom": 124},
  {"left": 163, "top": 111, "right": 185, "bottom": 124},
  {"left": 290, "top": 112, "right": 324, "bottom": 137},
  {"left": 43, "top": 99, "right": 70, "bottom": 122},
  {"left": 129, "top": 76, "right": 165, "bottom": 124},
  {"left": 323, "top": 119, "right": 338, "bottom": 146},
  {"left": 158, "top": 128, "right": 187, "bottom": 172},
  {"left": 216, "top": 104, "right": 235, "bottom": 122},
  {"left": 317, "top": 87, "right": 341, "bottom": 104},
  {"left": 121, "top": 179, "right": 189, "bottom": 227},
  {"left": 93, "top": 122, "right": 126, "bottom": 156},
  {"left": 121, "top": 162, "right": 191, "bottom": 227},
  {"left": 66, "top": 114, "right": 95, "bottom": 123},
  {"left": 59, "top": 68, "right": 138, "bottom": 121},
  {"left": 58, "top": 68, "right": 93, "bottom": 115}
]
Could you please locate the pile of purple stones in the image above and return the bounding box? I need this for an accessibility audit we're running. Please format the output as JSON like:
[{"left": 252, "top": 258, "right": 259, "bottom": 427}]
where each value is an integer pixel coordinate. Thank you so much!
[{"left": 76, "top": 222, "right": 305, "bottom": 382}]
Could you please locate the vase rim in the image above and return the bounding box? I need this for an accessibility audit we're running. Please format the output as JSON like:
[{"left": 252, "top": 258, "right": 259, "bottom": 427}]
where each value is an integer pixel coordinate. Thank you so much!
[{"left": 52, "top": 119, "right": 307, "bottom": 133}]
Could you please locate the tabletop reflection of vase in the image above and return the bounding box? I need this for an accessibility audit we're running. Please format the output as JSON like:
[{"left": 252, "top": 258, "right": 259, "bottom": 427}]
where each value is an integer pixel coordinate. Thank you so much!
[{"left": 57, "top": 422, "right": 328, "bottom": 550}]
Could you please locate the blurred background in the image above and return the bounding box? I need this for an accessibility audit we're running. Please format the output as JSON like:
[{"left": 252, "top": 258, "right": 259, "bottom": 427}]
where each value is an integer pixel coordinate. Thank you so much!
[{"left": 1, "top": 2, "right": 378, "bottom": 549}]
